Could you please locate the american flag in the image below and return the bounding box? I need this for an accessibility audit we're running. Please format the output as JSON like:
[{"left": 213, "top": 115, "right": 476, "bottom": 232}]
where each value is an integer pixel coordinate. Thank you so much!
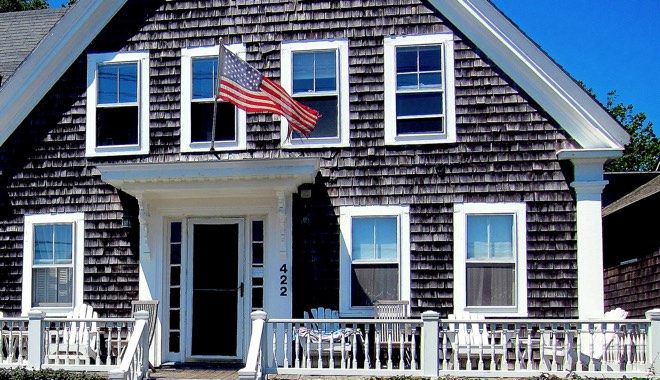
[{"left": 217, "top": 45, "right": 319, "bottom": 137}]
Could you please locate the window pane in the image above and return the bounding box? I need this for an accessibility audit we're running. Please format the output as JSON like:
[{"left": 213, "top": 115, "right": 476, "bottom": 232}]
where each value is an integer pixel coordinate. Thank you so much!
[
  {"left": 170, "top": 222, "right": 181, "bottom": 243},
  {"left": 32, "top": 267, "right": 72, "bottom": 307},
  {"left": 397, "top": 117, "right": 443, "bottom": 135},
  {"left": 466, "top": 263, "right": 514, "bottom": 306},
  {"left": 467, "top": 215, "right": 514, "bottom": 259},
  {"left": 418, "top": 45, "right": 442, "bottom": 71},
  {"left": 294, "top": 95, "right": 338, "bottom": 138},
  {"left": 191, "top": 102, "right": 236, "bottom": 142},
  {"left": 397, "top": 73, "right": 418, "bottom": 90},
  {"left": 34, "top": 225, "right": 54, "bottom": 265},
  {"left": 396, "top": 47, "right": 418, "bottom": 73},
  {"left": 169, "top": 331, "right": 180, "bottom": 352},
  {"left": 293, "top": 52, "right": 314, "bottom": 93},
  {"left": 98, "top": 63, "right": 137, "bottom": 104},
  {"left": 396, "top": 92, "right": 443, "bottom": 117},
  {"left": 192, "top": 58, "right": 218, "bottom": 99},
  {"left": 352, "top": 217, "right": 397, "bottom": 261},
  {"left": 314, "top": 51, "right": 337, "bottom": 92},
  {"left": 96, "top": 106, "right": 139, "bottom": 146},
  {"left": 351, "top": 263, "right": 398, "bottom": 307},
  {"left": 252, "top": 221, "right": 264, "bottom": 241},
  {"left": 170, "top": 286, "right": 180, "bottom": 308},
  {"left": 419, "top": 72, "right": 442, "bottom": 88},
  {"left": 252, "top": 243, "right": 263, "bottom": 265},
  {"left": 170, "top": 244, "right": 181, "bottom": 265},
  {"left": 53, "top": 224, "right": 73, "bottom": 264},
  {"left": 170, "top": 266, "right": 180, "bottom": 287}
]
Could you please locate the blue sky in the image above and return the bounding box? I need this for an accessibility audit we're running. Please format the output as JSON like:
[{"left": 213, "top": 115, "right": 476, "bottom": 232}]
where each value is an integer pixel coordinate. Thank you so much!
[
  {"left": 490, "top": 0, "right": 660, "bottom": 136},
  {"left": 49, "top": 0, "right": 660, "bottom": 136}
]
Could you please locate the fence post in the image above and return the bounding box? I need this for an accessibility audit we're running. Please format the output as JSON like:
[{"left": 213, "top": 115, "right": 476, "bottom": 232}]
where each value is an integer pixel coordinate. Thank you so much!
[
  {"left": 646, "top": 309, "right": 660, "bottom": 375},
  {"left": 27, "top": 309, "right": 44, "bottom": 370},
  {"left": 134, "top": 310, "right": 151, "bottom": 378},
  {"left": 421, "top": 311, "right": 439, "bottom": 377},
  {"left": 239, "top": 310, "right": 268, "bottom": 380}
]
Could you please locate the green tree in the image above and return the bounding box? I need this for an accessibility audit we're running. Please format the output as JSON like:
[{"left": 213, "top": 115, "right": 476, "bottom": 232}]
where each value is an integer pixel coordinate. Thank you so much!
[
  {"left": 603, "top": 91, "right": 660, "bottom": 172},
  {"left": 0, "top": 0, "right": 48, "bottom": 12}
]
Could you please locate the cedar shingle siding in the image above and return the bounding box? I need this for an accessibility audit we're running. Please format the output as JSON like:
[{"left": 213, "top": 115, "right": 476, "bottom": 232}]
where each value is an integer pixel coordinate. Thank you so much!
[{"left": 0, "top": 0, "right": 579, "bottom": 317}]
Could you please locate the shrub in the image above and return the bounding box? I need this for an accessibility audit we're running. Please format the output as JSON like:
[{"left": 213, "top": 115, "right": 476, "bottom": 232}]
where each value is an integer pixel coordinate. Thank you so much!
[{"left": 0, "top": 368, "right": 105, "bottom": 380}]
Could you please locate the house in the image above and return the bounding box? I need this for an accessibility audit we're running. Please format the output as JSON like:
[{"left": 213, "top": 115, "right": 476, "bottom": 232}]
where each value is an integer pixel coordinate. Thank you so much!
[
  {"left": 602, "top": 172, "right": 660, "bottom": 318},
  {"left": 0, "top": 0, "right": 632, "bottom": 369}
]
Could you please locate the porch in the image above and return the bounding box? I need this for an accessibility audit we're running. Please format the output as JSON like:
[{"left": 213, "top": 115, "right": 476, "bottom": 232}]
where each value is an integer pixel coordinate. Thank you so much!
[{"left": 1, "top": 309, "right": 658, "bottom": 380}]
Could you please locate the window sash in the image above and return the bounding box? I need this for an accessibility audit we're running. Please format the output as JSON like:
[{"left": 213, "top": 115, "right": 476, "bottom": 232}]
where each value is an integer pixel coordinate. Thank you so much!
[
  {"left": 97, "top": 62, "right": 138, "bottom": 105},
  {"left": 466, "top": 262, "right": 515, "bottom": 307},
  {"left": 466, "top": 214, "right": 515, "bottom": 260},
  {"left": 32, "top": 267, "right": 73, "bottom": 307}
]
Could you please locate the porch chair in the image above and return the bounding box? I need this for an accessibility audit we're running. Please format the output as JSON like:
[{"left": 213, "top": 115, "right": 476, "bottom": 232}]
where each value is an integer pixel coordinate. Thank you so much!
[
  {"left": 47, "top": 303, "right": 99, "bottom": 365},
  {"left": 446, "top": 311, "right": 511, "bottom": 370},
  {"left": 374, "top": 300, "right": 413, "bottom": 369},
  {"left": 297, "top": 307, "right": 358, "bottom": 368},
  {"left": 577, "top": 307, "right": 629, "bottom": 370}
]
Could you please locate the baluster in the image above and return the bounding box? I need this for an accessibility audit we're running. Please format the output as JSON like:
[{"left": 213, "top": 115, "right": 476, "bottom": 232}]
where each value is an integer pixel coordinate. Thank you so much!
[
  {"left": 600, "top": 322, "right": 607, "bottom": 373},
  {"left": 375, "top": 324, "right": 381, "bottom": 369},
  {"left": 386, "top": 323, "right": 393, "bottom": 369},
  {"left": 399, "top": 324, "right": 405, "bottom": 369},
  {"left": 0, "top": 322, "right": 5, "bottom": 364},
  {"left": 476, "top": 323, "right": 484, "bottom": 371},
  {"left": 17, "top": 327, "right": 24, "bottom": 364},
  {"left": 272, "top": 325, "right": 278, "bottom": 368},
  {"left": 316, "top": 329, "right": 322, "bottom": 369},
  {"left": 283, "top": 326, "right": 289, "bottom": 368},
  {"left": 562, "top": 325, "right": 570, "bottom": 371},
  {"left": 351, "top": 324, "right": 358, "bottom": 369},
  {"left": 526, "top": 326, "right": 532, "bottom": 370},
  {"left": 293, "top": 325, "right": 300, "bottom": 368},
  {"left": 305, "top": 328, "right": 311, "bottom": 368},
  {"left": 441, "top": 327, "right": 448, "bottom": 370},
  {"left": 464, "top": 323, "right": 472, "bottom": 370},
  {"left": 340, "top": 329, "right": 346, "bottom": 369},
  {"left": 576, "top": 325, "right": 583, "bottom": 371},
  {"left": 514, "top": 327, "right": 521, "bottom": 370},
  {"left": 501, "top": 327, "right": 509, "bottom": 371},
  {"left": 410, "top": 325, "right": 417, "bottom": 370},
  {"left": 625, "top": 329, "right": 632, "bottom": 371},
  {"left": 364, "top": 324, "right": 370, "bottom": 369},
  {"left": 453, "top": 322, "right": 460, "bottom": 370},
  {"left": 329, "top": 328, "right": 335, "bottom": 369},
  {"left": 489, "top": 325, "right": 495, "bottom": 370},
  {"left": 587, "top": 324, "right": 595, "bottom": 371},
  {"left": 613, "top": 324, "right": 621, "bottom": 371}
]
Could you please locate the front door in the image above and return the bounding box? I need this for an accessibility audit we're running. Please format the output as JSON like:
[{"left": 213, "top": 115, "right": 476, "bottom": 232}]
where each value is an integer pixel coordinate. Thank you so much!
[{"left": 186, "top": 219, "right": 244, "bottom": 360}]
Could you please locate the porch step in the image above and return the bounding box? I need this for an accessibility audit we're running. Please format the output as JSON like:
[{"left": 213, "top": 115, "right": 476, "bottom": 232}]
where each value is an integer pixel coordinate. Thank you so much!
[{"left": 146, "top": 363, "right": 240, "bottom": 380}]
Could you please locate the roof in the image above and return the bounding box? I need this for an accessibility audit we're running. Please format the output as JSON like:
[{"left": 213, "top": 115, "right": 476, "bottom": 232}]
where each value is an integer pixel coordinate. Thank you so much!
[
  {"left": 0, "top": 8, "right": 66, "bottom": 86},
  {"left": 602, "top": 174, "right": 660, "bottom": 216},
  {"left": 0, "top": 0, "right": 629, "bottom": 152}
]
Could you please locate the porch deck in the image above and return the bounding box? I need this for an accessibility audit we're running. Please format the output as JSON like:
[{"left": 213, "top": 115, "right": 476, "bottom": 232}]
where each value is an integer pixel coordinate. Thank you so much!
[{"left": 148, "top": 366, "right": 239, "bottom": 380}]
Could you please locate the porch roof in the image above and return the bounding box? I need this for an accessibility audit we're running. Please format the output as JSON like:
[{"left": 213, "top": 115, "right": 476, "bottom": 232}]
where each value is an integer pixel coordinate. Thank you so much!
[{"left": 96, "top": 158, "right": 320, "bottom": 199}]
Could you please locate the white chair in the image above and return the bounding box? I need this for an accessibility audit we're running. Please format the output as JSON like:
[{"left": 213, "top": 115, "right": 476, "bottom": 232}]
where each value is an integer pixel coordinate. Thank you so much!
[
  {"left": 578, "top": 307, "right": 629, "bottom": 370},
  {"left": 47, "top": 303, "right": 99, "bottom": 365},
  {"left": 374, "top": 300, "right": 413, "bottom": 369},
  {"left": 447, "top": 311, "right": 510, "bottom": 370}
]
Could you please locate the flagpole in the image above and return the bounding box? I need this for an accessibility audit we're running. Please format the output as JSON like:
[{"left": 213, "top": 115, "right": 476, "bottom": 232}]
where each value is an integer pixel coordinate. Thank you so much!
[{"left": 211, "top": 39, "right": 225, "bottom": 151}]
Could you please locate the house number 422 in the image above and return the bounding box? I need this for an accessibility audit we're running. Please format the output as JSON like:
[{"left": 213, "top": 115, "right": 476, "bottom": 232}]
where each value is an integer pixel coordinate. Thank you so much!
[{"left": 279, "top": 264, "right": 288, "bottom": 296}]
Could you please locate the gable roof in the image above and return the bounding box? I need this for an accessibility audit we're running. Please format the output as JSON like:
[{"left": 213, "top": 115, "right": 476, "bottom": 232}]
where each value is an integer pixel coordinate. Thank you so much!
[
  {"left": 0, "top": 8, "right": 66, "bottom": 87},
  {"left": 0, "top": 0, "right": 629, "bottom": 151},
  {"left": 602, "top": 175, "right": 660, "bottom": 216}
]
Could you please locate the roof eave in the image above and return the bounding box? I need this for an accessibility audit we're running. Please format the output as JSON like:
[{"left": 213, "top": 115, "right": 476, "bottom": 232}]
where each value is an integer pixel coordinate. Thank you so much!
[
  {"left": 0, "top": 1, "right": 127, "bottom": 146},
  {"left": 428, "top": 0, "right": 630, "bottom": 149}
]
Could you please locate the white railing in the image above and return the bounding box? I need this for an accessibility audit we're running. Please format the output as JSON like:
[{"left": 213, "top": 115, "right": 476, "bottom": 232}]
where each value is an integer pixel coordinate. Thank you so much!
[
  {"left": 246, "top": 309, "right": 660, "bottom": 379},
  {"left": 0, "top": 310, "right": 141, "bottom": 373},
  {"left": 263, "top": 316, "right": 424, "bottom": 376},
  {"left": 238, "top": 311, "right": 266, "bottom": 380},
  {"left": 109, "top": 311, "right": 150, "bottom": 380}
]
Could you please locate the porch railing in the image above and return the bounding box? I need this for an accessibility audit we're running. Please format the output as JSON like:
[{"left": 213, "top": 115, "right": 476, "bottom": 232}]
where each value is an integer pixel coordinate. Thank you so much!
[
  {"left": 244, "top": 309, "right": 660, "bottom": 379},
  {"left": 0, "top": 310, "right": 143, "bottom": 373}
]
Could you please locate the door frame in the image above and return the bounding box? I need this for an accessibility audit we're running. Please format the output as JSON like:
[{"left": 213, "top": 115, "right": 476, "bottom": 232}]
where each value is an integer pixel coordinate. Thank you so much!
[{"left": 184, "top": 217, "right": 245, "bottom": 361}]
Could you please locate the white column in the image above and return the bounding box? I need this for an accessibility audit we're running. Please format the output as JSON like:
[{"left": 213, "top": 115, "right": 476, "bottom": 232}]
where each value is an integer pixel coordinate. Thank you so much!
[{"left": 571, "top": 180, "right": 608, "bottom": 318}]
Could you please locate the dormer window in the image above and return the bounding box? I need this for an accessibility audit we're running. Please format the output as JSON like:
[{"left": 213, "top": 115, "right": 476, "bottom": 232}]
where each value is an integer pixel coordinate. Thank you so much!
[
  {"left": 181, "top": 45, "right": 246, "bottom": 152},
  {"left": 384, "top": 34, "right": 456, "bottom": 145},
  {"left": 86, "top": 51, "right": 150, "bottom": 156}
]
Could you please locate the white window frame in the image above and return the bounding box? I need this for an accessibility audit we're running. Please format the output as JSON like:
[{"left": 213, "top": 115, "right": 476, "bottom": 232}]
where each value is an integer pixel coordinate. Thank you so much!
[
  {"left": 180, "top": 44, "right": 247, "bottom": 152},
  {"left": 453, "top": 203, "right": 528, "bottom": 317},
  {"left": 86, "top": 51, "right": 150, "bottom": 157},
  {"left": 339, "top": 205, "right": 410, "bottom": 317},
  {"left": 280, "top": 39, "right": 350, "bottom": 148},
  {"left": 384, "top": 34, "right": 456, "bottom": 145},
  {"left": 22, "top": 213, "right": 85, "bottom": 316}
]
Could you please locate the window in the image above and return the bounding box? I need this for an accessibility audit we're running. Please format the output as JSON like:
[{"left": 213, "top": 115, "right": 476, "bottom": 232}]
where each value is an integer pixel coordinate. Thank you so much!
[
  {"left": 22, "top": 213, "right": 85, "bottom": 316},
  {"left": 86, "top": 52, "right": 150, "bottom": 156},
  {"left": 384, "top": 34, "right": 456, "bottom": 145},
  {"left": 339, "top": 206, "right": 410, "bottom": 316},
  {"left": 181, "top": 45, "right": 247, "bottom": 152},
  {"left": 453, "top": 203, "right": 527, "bottom": 316},
  {"left": 280, "top": 40, "right": 349, "bottom": 148}
]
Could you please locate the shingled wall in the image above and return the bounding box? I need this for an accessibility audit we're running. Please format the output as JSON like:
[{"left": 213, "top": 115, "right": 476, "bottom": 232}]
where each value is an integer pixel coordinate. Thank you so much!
[{"left": 0, "top": 0, "right": 579, "bottom": 318}]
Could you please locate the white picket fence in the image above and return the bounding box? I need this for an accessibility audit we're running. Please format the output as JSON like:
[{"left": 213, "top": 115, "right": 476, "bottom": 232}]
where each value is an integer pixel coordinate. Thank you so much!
[{"left": 243, "top": 309, "right": 660, "bottom": 380}]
